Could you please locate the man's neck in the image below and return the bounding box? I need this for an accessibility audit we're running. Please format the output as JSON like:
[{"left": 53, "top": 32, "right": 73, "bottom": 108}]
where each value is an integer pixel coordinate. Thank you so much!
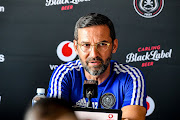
[{"left": 84, "top": 65, "right": 111, "bottom": 85}]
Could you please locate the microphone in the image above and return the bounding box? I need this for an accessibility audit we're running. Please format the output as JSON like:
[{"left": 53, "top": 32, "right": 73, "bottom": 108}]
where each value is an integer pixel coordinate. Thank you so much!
[{"left": 83, "top": 80, "right": 98, "bottom": 108}]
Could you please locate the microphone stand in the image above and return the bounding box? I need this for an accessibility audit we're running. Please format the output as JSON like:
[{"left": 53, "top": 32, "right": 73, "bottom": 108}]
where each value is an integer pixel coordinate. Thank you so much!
[
  {"left": 83, "top": 80, "right": 98, "bottom": 108},
  {"left": 87, "top": 90, "right": 93, "bottom": 108}
]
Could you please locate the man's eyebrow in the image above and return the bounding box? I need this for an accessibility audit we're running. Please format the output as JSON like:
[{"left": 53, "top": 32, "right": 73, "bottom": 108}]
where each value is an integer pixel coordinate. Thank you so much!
[
  {"left": 100, "top": 40, "right": 109, "bottom": 42},
  {"left": 80, "top": 41, "right": 90, "bottom": 43},
  {"left": 80, "top": 40, "right": 109, "bottom": 43}
]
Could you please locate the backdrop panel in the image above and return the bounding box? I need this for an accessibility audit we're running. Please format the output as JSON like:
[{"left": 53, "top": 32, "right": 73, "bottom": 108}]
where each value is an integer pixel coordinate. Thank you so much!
[{"left": 0, "top": 0, "right": 179, "bottom": 119}]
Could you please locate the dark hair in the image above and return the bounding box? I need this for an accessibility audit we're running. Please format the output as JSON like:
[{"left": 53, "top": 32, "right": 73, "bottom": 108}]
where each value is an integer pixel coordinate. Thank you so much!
[
  {"left": 74, "top": 13, "right": 116, "bottom": 42},
  {"left": 27, "top": 98, "right": 77, "bottom": 120}
]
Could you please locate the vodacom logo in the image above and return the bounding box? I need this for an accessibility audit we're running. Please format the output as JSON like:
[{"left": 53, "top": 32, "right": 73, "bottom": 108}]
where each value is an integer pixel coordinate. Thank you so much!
[
  {"left": 146, "top": 96, "right": 155, "bottom": 116},
  {"left": 108, "top": 114, "right": 113, "bottom": 118},
  {"left": 57, "top": 41, "right": 77, "bottom": 62}
]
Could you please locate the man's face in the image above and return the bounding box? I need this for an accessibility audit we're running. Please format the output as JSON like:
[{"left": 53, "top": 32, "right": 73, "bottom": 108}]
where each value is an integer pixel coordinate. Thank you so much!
[{"left": 74, "top": 25, "right": 118, "bottom": 76}]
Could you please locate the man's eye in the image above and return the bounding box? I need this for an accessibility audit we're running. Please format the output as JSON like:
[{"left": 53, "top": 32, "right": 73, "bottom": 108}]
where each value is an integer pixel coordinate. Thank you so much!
[
  {"left": 82, "top": 44, "right": 90, "bottom": 47},
  {"left": 99, "top": 43, "right": 107, "bottom": 46}
]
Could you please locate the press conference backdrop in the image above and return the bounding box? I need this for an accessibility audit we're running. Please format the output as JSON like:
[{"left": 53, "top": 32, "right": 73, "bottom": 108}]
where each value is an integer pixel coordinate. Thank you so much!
[{"left": 0, "top": 0, "right": 179, "bottom": 120}]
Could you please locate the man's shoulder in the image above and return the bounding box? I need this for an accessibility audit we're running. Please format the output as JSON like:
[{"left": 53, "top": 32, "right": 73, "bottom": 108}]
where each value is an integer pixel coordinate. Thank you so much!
[
  {"left": 111, "top": 60, "right": 145, "bottom": 87},
  {"left": 50, "top": 60, "right": 83, "bottom": 82},
  {"left": 55, "top": 59, "right": 82, "bottom": 72},
  {"left": 111, "top": 60, "right": 143, "bottom": 75}
]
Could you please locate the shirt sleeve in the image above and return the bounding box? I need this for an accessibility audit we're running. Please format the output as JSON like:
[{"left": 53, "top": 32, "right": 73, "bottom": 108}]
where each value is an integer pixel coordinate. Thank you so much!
[
  {"left": 122, "top": 65, "right": 147, "bottom": 109},
  {"left": 47, "top": 65, "right": 71, "bottom": 102}
]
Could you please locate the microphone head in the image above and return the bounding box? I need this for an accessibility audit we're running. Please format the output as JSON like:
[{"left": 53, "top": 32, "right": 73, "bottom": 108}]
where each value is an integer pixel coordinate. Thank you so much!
[{"left": 83, "top": 80, "right": 98, "bottom": 98}]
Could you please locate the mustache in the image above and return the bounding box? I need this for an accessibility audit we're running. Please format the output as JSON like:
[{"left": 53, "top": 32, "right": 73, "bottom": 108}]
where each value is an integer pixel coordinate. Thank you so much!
[{"left": 86, "top": 56, "right": 104, "bottom": 64}]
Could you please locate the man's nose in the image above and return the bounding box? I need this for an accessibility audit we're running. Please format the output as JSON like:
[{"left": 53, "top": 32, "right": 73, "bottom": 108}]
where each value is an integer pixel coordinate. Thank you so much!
[{"left": 89, "top": 45, "right": 99, "bottom": 58}]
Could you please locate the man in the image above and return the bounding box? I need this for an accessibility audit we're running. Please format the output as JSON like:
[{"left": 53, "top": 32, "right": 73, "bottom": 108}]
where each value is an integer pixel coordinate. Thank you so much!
[
  {"left": 47, "top": 13, "right": 147, "bottom": 120},
  {"left": 24, "top": 98, "right": 78, "bottom": 120}
]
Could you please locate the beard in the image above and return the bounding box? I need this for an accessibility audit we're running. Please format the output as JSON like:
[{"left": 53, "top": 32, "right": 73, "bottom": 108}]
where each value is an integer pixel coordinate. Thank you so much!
[{"left": 79, "top": 55, "right": 112, "bottom": 76}]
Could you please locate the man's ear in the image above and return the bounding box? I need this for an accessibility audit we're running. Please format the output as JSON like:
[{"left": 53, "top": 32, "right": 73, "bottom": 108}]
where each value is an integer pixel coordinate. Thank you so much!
[
  {"left": 73, "top": 40, "right": 79, "bottom": 55},
  {"left": 112, "top": 39, "right": 118, "bottom": 53}
]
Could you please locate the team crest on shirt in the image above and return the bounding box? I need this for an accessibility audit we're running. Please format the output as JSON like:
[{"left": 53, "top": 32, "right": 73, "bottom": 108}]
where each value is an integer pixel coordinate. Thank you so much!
[{"left": 100, "top": 93, "right": 116, "bottom": 109}]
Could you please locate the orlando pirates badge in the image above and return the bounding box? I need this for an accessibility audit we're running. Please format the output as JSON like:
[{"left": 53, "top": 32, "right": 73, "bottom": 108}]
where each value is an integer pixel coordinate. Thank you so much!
[
  {"left": 133, "top": 0, "right": 164, "bottom": 18},
  {"left": 100, "top": 93, "right": 116, "bottom": 109}
]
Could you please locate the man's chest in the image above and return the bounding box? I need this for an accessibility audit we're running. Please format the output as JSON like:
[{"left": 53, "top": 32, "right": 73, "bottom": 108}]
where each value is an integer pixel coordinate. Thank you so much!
[{"left": 70, "top": 79, "right": 124, "bottom": 109}]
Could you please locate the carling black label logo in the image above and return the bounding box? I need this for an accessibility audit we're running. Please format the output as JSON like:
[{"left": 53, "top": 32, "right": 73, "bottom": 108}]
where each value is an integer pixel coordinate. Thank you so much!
[
  {"left": 125, "top": 45, "right": 173, "bottom": 67},
  {"left": 133, "top": 0, "right": 164, "bottom": 18},
  {"left": 45, "top": 0, "right": 91, "bottom": 11}
]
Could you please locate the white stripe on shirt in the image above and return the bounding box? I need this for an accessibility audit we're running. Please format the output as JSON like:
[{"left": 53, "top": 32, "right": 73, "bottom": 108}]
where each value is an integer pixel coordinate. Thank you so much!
[
  {"left": 114, "top": 62, "right": 144, "bottom": 106},
  {"left": 50, "top": 60, "right": 82, "bottom": 98}
]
